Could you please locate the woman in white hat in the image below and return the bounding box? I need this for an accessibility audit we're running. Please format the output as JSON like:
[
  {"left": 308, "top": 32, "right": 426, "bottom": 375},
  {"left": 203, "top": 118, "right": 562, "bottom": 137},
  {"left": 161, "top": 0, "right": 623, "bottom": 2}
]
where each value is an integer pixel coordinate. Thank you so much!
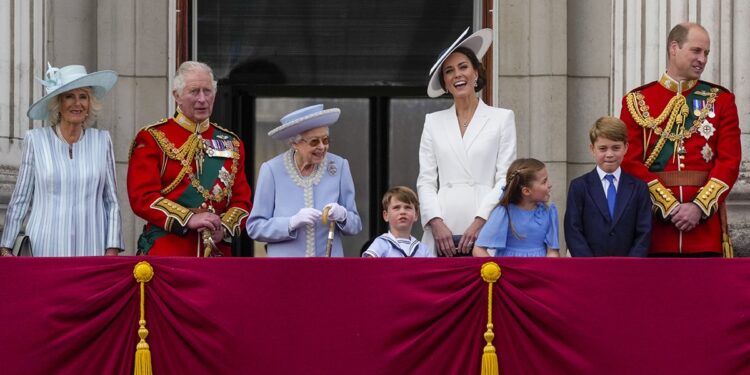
[
  {"left": 246, "top": 104, "right": 362, "bottom": 257},
  {"left": 0, "top": 64, "right": 123, "bottom": 257},
  {"left": 417, "top": 28, "right": 517, "bottom": 257}
]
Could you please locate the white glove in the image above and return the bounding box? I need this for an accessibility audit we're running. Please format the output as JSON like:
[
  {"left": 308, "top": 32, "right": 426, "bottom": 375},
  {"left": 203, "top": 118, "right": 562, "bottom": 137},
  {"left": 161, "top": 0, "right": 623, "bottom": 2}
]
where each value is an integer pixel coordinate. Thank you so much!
[
  {"left": 289, "top": 207, "right": 322, "bottom": 231},
  {"left": 324, "top": 203, "right": 348, "bottom": 222}
]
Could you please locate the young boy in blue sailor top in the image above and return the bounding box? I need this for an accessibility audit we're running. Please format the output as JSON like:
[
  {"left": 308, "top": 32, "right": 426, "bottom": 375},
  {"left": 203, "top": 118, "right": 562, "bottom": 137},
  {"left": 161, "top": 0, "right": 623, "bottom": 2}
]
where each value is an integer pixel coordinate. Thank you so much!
[{"left": 363, "top": 186, "right": 433, "bottom": 258}]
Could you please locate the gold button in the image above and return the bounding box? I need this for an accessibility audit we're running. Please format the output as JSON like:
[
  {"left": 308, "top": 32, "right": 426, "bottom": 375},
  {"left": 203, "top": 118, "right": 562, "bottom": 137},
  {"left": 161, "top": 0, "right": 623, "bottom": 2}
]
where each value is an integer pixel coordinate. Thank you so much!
[{"left": 679, "top": 163, "right": 685, "bottom": 168}]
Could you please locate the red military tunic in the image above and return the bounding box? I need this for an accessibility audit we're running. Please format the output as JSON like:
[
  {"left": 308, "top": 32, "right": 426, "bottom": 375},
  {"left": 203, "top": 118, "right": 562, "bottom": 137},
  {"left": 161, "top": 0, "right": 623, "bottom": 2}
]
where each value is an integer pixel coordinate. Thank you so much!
[
  {"left": 127, "top": 109, "right": 253, "bottom": 256},
  {"left": 620, "top": 74, "right": 741, "bottom": 255}
]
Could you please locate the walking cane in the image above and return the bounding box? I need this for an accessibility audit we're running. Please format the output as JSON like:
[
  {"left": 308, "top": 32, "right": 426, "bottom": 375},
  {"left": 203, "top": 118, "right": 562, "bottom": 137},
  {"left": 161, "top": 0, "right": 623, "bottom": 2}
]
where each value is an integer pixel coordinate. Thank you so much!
[{"left": 322, "top": 206, "right": 336, "bottom": 257}]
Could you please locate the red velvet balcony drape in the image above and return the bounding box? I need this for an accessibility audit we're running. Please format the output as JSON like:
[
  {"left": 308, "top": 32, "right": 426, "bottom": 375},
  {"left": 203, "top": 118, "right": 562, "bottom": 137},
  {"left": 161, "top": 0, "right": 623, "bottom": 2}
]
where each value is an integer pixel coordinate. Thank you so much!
[{"left": 1, "top": 257, "right": 749, "bottom": 375}]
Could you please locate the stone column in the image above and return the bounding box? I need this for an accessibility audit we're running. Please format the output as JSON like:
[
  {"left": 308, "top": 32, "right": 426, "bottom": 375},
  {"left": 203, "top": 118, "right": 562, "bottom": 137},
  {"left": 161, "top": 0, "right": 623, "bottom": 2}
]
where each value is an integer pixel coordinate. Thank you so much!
[
  {"left": 0, "top": 0, "right": 45, "bottom": 228},
  {"left": 496, "top": 0, "right": 568, "bottom": 251},
  {"left": 98, "top": 0, "right": 172, "bottom": 254}
]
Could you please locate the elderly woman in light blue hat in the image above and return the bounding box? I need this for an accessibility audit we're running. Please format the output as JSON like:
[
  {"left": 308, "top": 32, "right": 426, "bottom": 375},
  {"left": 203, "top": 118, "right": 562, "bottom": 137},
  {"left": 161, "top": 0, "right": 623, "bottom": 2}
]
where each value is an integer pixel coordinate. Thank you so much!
[
  {"left": 0, "top": 64, "right": 123, "bottom": 257},
  {"left": 246, "top": 104, "right": 362, "bottom": 257}
]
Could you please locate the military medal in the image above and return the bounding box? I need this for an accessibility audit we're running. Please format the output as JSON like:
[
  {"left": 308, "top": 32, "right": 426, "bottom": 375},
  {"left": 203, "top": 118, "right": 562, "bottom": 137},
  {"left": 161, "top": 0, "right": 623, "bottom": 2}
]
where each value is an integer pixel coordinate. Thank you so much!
[
  {"left": 692, "top": 99, "right": 704, "bottom": 117},
  {"left": 698, "top": 119, "right": 715, "bottom": 140},
  {"left": 708, "top": 110, "right": 716, "bottom": 118},
  {"left": 701, "top": 143, "right": 714, "bottom": 163}
]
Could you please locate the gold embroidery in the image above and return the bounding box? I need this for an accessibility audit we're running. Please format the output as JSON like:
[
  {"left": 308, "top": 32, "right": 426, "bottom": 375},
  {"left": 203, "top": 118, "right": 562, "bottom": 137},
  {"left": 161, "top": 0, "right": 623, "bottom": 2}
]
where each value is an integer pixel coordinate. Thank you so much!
[
  {"left": 647, "top": 180, "right": 678, "bottom": 219},
  {"left": 151, "top": 197, "right": 192, "bottom": 226},
  {"left": 693, "top": 178, "right": 728, "bottom": 216},
  {"left": 221, "top": 207, "right": 250, "bottom": 236}
]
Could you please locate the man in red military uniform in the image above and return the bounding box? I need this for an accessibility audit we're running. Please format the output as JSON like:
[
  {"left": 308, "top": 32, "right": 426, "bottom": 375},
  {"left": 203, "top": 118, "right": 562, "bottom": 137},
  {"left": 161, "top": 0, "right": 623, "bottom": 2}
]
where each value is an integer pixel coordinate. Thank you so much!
[
  {"left": 620, "top": 22, "right": 741, "bottom": 257},
  {"left": 128, "top": 61, "right": 252, "bottom": 256}
]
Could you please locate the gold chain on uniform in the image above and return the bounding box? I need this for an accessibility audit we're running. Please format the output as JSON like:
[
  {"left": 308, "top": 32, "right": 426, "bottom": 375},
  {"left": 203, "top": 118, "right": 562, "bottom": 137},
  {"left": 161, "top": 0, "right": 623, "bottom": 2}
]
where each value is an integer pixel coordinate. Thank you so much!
[
  {"left": 148, "top": 128, "right": 238, "bottom": 203},
  {"left": 626, "top": 87, "right": 718, "bottom": 168}
]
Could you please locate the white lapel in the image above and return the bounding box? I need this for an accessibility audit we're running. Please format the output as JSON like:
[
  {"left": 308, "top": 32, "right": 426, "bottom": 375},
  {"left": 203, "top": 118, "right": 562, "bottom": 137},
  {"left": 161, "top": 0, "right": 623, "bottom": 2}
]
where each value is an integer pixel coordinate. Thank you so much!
[
  {"left": 440, "top": 104, "right": 472, "bottom": 176},
  {"left": 462, "top": 99, "right": 490, "bottom": 151}
]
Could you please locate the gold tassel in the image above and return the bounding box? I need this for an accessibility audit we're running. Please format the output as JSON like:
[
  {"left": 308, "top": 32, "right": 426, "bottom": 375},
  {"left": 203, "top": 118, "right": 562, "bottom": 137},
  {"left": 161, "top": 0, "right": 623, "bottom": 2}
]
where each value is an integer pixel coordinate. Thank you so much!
[
  {"left": 133, "top": 261, "right": 155, "bottom": 375},
  {"left": 722, "top": 233, "right": 734, "bottom": 258},
  {"left": 480, "top": 262, "right": 502, "bottom": 375},
  {"left": 719, "top": 204, "right": 733, "bottom": 259}
]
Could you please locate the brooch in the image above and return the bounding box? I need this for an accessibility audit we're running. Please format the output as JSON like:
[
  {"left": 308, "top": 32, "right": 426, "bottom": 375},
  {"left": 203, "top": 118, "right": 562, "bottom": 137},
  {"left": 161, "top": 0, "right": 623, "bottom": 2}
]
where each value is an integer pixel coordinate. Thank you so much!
[
  {"left": 327, "top": 161, "right": 337, "bottom": 176},
  {"left": 698, "top": 119, "right": 715, "bottom": 140},
  {"left": 701, "top": 143, "right": 714, "bottom": 163}
]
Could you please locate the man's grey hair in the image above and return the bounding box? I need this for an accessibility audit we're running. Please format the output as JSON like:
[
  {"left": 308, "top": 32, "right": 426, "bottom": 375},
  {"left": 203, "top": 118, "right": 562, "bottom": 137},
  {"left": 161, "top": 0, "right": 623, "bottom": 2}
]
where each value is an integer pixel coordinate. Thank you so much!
[{"left": 173, "top": 61, "right": 217, "bottom": 95}]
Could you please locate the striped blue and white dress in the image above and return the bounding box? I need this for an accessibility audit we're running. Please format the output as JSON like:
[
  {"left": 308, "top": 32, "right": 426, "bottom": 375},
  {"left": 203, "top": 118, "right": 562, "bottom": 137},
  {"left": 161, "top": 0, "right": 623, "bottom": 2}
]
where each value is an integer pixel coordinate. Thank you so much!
[{"left": 0, "top": 126, "right": 123, "bottom": 256}]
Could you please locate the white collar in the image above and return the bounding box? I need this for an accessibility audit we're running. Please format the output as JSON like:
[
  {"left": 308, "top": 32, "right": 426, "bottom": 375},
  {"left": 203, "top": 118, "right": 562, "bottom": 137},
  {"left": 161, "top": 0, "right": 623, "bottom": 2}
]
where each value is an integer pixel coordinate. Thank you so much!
[{"left": 596, "top": 166, "right": 621, "bottom": 182}]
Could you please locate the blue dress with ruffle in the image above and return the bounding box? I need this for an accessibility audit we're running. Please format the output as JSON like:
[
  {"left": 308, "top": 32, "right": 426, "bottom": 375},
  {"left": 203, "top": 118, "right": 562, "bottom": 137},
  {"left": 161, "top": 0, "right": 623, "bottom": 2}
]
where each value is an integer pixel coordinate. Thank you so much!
[{"left": 476, "top": 202, "right": 559, "bottom": 257}]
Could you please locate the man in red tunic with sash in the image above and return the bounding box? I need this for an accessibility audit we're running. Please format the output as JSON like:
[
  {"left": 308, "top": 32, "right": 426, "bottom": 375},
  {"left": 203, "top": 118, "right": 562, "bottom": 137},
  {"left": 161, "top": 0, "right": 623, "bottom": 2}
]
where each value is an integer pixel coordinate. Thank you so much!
[
  {"left": 620, "top": 23, "right": 741, "bottom": 257},
  {"left": 127, "top": 61, "right": 252, "bottom": 256}
]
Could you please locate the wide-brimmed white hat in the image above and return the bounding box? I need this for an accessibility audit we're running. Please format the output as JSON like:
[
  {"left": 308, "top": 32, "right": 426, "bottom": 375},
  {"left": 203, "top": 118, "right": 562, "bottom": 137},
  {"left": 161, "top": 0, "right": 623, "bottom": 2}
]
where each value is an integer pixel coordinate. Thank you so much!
[
  {"left": 427, "top": 27, "right": 493, "bottom": 98},
  {"left": 268, "top": 104, "right": 341, "bottom": 140},
  {"left": 27, "top": 63, "right": 118, "bottom": 120}
]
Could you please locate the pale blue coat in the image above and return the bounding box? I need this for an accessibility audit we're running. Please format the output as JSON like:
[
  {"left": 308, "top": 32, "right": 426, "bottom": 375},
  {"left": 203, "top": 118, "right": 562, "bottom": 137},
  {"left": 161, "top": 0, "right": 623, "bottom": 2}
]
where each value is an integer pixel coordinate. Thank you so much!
[{"left": 246, "top": 150, "right": 362, "bottom": 257}]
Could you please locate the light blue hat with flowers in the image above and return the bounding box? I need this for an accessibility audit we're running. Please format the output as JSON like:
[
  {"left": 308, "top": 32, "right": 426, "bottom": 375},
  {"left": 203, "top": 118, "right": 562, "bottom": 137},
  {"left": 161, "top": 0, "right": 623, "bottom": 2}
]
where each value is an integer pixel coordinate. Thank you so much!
[
  {"left": 268, "top": 104, "right": 341, "bottom": 140},
  {"left": 27, "top": 63, "right": 118, "bottom": 120}
]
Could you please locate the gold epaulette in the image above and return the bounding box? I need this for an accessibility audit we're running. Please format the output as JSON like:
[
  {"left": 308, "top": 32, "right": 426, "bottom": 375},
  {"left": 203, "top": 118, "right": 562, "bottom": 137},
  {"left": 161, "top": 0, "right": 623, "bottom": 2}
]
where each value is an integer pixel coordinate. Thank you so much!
[
  {"left": 150, "top": 197, "right": 193, "bottom": 230},
  {"left": 212, "top": 123, "right": 240, "bottom": 140},
  {"left": 139, "top": 118, "right": 170, "bottom": 132},
  {"left": 221, "top": 207, "right": 250, "bottom": 236},
  {"left": 128, "top": 118, "right": 169, "bottom": 160},
  {"left": 647, "top": 179, "right": 678, "bottom": 219},
  {"left": 693, "top": 177, "right": 729, "bottom": 217}
]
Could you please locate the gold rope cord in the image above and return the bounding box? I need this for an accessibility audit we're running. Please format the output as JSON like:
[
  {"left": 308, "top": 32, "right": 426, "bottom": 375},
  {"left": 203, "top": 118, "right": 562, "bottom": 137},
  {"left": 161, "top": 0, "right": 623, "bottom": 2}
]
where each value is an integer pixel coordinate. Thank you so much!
[
  {"left": 149, "top": 129, "right": 202, "bottom": 195},
  {"left": 625, "top": 92, "right": 688, "bottom": 168},
  {"left": 133, "top": 261, "right": 155, "bottom": 375},
  {"left": 480, "top": 262, "right": 502, "bottom": 375}
]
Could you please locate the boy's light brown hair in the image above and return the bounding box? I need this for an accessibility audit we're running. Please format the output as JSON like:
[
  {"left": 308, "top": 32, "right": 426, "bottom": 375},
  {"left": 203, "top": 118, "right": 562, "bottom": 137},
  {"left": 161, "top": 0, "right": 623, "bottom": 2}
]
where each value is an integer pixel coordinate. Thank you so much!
[
  {"left": 382, "top": 186, "right": 420, "bottom": 213},
  {"left": 589, "top": 116, "right": 628, "bottom": 145}
]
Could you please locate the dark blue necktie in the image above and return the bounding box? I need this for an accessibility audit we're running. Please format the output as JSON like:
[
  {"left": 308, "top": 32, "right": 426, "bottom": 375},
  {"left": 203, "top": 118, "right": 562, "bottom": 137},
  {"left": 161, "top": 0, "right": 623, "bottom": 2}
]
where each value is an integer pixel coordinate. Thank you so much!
[{"left": 605, "top": 174, "right": 616, "bottom": 218}]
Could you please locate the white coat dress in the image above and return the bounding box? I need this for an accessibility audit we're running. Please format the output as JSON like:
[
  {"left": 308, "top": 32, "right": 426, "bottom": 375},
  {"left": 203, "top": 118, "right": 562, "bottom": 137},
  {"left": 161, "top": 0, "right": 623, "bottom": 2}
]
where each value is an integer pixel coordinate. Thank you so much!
[{"left": 417, "top": 99, "right": 516, "bottom": 254}]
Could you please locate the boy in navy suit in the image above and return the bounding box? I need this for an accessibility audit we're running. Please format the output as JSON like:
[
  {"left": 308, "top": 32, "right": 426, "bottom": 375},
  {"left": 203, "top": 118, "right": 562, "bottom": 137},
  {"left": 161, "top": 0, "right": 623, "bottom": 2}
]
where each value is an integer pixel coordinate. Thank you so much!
[{"left": 565, "top": 117, "right": 651, "bottom": 256}]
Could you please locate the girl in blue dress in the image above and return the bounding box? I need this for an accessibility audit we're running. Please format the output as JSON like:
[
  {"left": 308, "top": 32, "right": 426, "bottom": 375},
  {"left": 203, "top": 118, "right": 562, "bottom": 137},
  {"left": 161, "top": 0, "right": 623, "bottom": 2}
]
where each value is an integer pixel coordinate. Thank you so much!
[{"left": 472, "top": 158, "right": 560, "bottom": 257}]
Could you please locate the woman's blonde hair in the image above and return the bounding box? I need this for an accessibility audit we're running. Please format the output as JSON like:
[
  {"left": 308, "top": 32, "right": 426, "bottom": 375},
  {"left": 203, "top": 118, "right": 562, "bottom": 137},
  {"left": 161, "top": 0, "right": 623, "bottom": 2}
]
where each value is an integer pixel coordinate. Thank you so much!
[{"left": 46, "top": 87, "right": 102, "bottom": 127}]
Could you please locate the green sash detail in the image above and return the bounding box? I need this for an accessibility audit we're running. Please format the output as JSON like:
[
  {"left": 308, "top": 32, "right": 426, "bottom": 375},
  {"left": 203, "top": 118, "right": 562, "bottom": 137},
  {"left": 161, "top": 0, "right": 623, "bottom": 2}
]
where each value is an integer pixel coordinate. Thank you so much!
[
  {"left": 648, "top": 82, "right": 713, "bottom": 172},
  {"left": 137, "top": 225, "right": 168, "bottom": 254},
  {"left": 177, "top": 127, "right": 233, "bottom": 208}
]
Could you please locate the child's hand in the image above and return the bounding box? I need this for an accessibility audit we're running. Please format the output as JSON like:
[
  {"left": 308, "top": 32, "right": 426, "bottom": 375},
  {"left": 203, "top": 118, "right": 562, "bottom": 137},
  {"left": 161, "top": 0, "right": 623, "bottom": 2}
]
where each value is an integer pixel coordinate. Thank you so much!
[
  {"left": 472, "top": 246, "right": 490, "bottom": 257},
  {"left": 546, "top": 248, "right": 560, "bottom": 257}
]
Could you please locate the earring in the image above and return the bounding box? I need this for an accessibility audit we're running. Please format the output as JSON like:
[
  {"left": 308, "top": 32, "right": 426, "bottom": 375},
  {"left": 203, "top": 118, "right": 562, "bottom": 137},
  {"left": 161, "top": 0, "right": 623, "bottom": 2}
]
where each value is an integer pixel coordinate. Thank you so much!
[{"left": 473, "top": 80, "right": 478, "bottom": 88}]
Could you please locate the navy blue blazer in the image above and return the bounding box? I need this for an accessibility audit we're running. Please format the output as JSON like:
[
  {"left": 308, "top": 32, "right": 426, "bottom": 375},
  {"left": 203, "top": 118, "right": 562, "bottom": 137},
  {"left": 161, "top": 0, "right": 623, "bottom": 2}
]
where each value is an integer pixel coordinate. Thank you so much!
[{"left": 564, "top": 168, "right": 651, "bottom": 257}]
